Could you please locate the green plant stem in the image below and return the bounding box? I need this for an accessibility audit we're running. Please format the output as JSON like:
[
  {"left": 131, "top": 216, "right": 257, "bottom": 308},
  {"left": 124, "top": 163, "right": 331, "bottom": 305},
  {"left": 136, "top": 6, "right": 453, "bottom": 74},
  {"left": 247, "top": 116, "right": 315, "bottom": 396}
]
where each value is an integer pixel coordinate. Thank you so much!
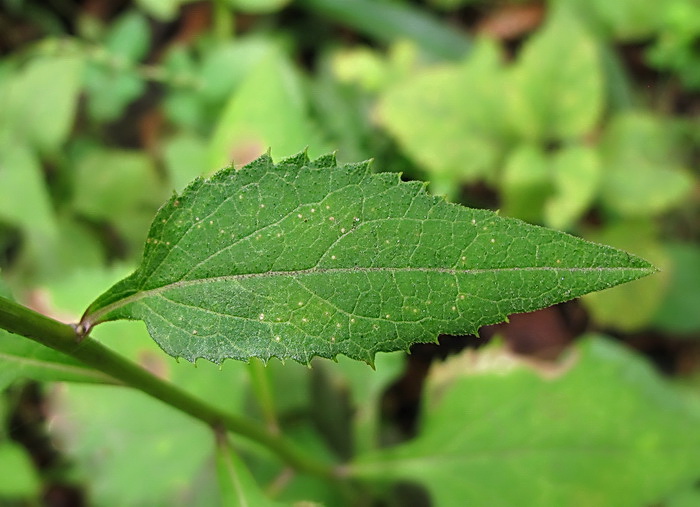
[
  {"left": 299, "top": 0, "right": 471, "bottom": 61},
  {"left": 248, "top": 358, "right": 280, "bottom": 434},
  {"left": 0, "top": 296, "right": 334, "bottom": 479}
]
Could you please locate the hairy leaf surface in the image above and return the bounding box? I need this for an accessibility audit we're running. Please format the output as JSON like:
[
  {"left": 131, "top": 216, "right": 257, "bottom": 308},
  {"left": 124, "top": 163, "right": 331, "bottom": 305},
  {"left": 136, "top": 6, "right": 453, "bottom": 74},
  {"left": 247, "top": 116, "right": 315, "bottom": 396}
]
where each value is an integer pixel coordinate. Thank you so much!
[{"left": 81, "top": 152, "right": 654, "bottom": 364}]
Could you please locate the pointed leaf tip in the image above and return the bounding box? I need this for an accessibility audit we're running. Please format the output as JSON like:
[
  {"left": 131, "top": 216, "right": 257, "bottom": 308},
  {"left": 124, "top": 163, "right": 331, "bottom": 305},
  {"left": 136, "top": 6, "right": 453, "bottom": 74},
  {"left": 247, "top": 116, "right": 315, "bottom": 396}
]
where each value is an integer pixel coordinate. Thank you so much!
[{"left": 83, "top": 152, "right": 656, "bottom": 365}]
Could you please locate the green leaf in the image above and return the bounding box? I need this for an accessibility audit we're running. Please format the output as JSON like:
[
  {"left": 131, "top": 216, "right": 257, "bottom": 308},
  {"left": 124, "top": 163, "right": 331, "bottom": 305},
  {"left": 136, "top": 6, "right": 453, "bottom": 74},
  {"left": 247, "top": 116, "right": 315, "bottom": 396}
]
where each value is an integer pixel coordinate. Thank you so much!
[
  {"left": 50, "top": 382, "right": 214, "bottom": 506},
  {"left": 163, "top": 132, "right": 208, "bottom": 192},
  {"left": 543, "top": 145, "right": 600, "bottom": 230},
  {"left": 562, "top": 0, "right": 664, "bottom": 40},
  {"left": 350, "top": 336, "right": 700, "bottom": 506},
  {"left": 582, "top": 220, "right": 668, "bottom": 331},
  {"left": 84, "top": 11, "right": 150, "bottom": 121},
  {"left": 0, "top": 55, "right": 83, "bottom": 153},
  {"left": 378, "top": 38, "right": 508, "bottom": 192},
  {"left": 0, "top": 328, "right": 115, "bottom": 389},
  {"left": 0, "top": 141, "right": 57, "bottom": 241},
  {"left": 230, "top": 0, "right": 292, "bottom": 13},
  {"left": 208, "top": 53, "right": 328, "bottom": 171},
  {"left": 136, "top": 0, "right": 183, "bottom": 21},
  {"left": 216, "top": 435, "right": 283, "bottom": 507},
  {"left": 500, "top": 144, "right": 552, "bottom": 223},
  {"left": 72, "top": 148, "right": 165, "bottom": 252},
  {"left": 0, "top": 441, "right": 41, "bottom": 499},
  {"left": 652, "top": 243, "right": 700, "bottom": 335},
  {"left": 598, "top": 112, "right": 694, "bottom": 217},
  {"left": 508, "top": 4, "right": 603, "bottom": 141},
  {"left": 81, "top": 152, "right": 654, "bottom": 365},
  {"left": 319, "top": 352, "right": 405, "bottom": 454}
]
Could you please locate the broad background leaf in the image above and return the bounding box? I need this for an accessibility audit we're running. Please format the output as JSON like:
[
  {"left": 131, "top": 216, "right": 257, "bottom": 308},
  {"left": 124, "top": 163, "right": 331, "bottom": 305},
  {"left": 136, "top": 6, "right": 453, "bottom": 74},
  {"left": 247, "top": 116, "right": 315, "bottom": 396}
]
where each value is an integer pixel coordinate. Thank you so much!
[
  {"left": 83, "top": 152, "right": 654, "bottom": 364},
  {"left": 350, "top": 336, "right": 700, "bottom": 507}
]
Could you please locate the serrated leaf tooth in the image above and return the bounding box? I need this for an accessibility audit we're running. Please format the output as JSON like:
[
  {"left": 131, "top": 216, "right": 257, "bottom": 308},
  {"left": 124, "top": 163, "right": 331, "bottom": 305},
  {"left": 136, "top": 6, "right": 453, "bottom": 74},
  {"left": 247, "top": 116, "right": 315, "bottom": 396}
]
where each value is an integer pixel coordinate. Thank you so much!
[
  {"left": 247, "top": 151, "right": 274, "bottom": 170},
  {"left": 280, "top": 149, "right": 310, "bottom": 167},
  {"left": 312, "top": 152, "right": 338, "bottom": 168}
]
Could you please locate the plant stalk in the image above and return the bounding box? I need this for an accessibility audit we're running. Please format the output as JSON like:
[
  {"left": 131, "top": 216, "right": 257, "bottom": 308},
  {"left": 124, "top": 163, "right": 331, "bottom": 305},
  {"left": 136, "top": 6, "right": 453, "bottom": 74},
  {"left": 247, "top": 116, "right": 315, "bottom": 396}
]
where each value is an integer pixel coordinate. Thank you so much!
[
  {"left": 0, "top": 296, "right": 334, "bottom": 479},
  {"left": 299, "top": 0, "right": 471, "bottom": 61}
]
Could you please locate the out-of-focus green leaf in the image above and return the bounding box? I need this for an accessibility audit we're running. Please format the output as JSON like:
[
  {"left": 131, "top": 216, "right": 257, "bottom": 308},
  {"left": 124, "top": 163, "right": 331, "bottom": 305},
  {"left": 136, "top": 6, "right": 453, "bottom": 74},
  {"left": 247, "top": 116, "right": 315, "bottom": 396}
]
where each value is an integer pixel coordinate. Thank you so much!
[
  {"left": 0, "top": 328, "right": 115, "bottom": 389},
  {"left": 378, "top": 38, "right": 508, "bottom": 195},
  {"left": 0, "top": 55, "right": 83, "bottom": 153},
  {"left": 299, "top": 0, "right": 471, "bottom": 61},
  {"left": 0, "top": 141, "right": 57, "bottom": 240},
  {"left": 82, "top": 152, "right": 654, "bottom": 365},
  {"left": 136, "top": 0, "right": 183, "bottom": 20},
  {"left": 582, "top": 220, "right": 668, "bottom": 331},
  {"left": 163, "top": 132, "right": 208, "bottom": 192},
  {"left": 501, "top": 144, "right": 552, "bottom": 223},
  {"left": 163, "top": 37, "right": 279, "bottom": 131},
  {"left": 652, "top": 243, "right": 700, "bottom": 335},
  {"left": 332, "top": 41, "right": 420, "bottom": 93},
  {"left": 250, "top": 424, "right": 340, "bottom": 505},
  {"left": 428, "top": 0, "right": 479, "bottom": 10},
  {"left": 50, "top": 382, "right": 213, "bottom": 507},
  {"left": 0, "top": 441, "right": 40, "bottom": 499},
  {"left": 103, "top": 10, "right": 151, "bottom": 63},
  {"left": 323, "top": 352, "right": 405, "bottom": 454},
  {"left": 561, "top": 0, "right": 664, "bottom": 40},
  {"left": 198, "top": 38, "right": 280, "bottom": 106},
  {"left": 666, "top": 484, "right": 700, "bottom": 507},
  {"left": 312, "top": 56, "right": 373, "bottom": 164},
  {"left": 352, "top": 336, "right": 700, "bottom": 506},
  {"left": 209, "top": 54, "right": 328, "bottom": 171},
  {"left": 216, "top": 435, "right": 283, "bottom": 507},
  {"left": 84, "top": 11, "right": 150, "bottom": 121},
  {"left": 544, "top": 145, "right": 600, "bottom": 230},
  {"left": 72, "top": 148, "right": 165, "bottom": 251},
  {"left": 598, "top": 112, "right": 694, "bottom": 217},
  {"left": 332, "top": 47, "right": 391, "bottom": 92},
  {"left": 230, "top": 0, "right": 292, "bottom": 13},
  {"left": 509, "top": 4, "right": 603, "bottom": 141},
  {"left": 646, "top": 0, "right": 700, "bottom": 90}
]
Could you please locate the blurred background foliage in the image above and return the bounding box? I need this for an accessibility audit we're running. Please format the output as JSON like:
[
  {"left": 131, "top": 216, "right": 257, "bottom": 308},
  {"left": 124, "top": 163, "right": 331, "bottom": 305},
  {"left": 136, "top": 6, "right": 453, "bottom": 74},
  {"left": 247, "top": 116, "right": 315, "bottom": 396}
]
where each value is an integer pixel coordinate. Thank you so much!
[{"left": 0, "top": 0, "right": 699, "bottom": 505}]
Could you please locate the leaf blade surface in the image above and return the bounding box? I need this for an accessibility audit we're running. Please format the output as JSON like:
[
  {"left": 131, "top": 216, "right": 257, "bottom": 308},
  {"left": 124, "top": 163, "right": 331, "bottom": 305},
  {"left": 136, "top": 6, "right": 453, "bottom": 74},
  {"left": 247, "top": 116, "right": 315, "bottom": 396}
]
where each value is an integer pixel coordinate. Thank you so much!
[{"left": 82, "top": 152, "right": 654, "bottom": 363}]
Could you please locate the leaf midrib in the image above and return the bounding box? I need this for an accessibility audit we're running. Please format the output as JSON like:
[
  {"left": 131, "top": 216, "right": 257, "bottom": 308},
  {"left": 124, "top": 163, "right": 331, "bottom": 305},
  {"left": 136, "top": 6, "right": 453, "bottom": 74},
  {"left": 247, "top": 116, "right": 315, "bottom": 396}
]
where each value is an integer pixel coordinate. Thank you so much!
[{"left": 83, "top": 264, "right": 652, "bottom": 328}]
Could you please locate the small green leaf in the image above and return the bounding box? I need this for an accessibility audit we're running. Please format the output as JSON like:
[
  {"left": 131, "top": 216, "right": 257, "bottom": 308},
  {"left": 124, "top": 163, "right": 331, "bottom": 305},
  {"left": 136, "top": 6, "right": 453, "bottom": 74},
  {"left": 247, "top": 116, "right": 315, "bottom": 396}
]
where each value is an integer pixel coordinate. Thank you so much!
[
  {"left": 84, "top": 11, "right": 150, "bottom": 121},
  {"left": 544, "top": 145, "right": 600, "bottom": 230},
  {"left": 216, "top": 435, "right": 283, "bottom": 507},
  {"left": 82, "top": 152, "right": 654, "bottom": 364},
  {"left": 230, "top": 0, "right": 292, "bottom": 13},
  {"left": 0, "top": 55, "right": 83, "bottom": 153},
  {"left": 0, "top": 441, "right": 41, "bottom": 499},
  {"left": 208, "top": 53, "right": 328, "bottom": 171},
  {"left": 378, "top": 38, "right": 508, "bottom": 191},
  {"left": 508, "top": 4, "right": 603, "bottom": 141},
  {"left": 598, "top": 112, "right": 694, "bottom": 217},
  {"left": 351, "top": 336, "right": 700, "bottom": 506},
  {"left": 501, "top": 144, "right": 552, "bottom": 223},
  {"left": 652, "top": 243, "right": 700, "bottom": 335}
]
